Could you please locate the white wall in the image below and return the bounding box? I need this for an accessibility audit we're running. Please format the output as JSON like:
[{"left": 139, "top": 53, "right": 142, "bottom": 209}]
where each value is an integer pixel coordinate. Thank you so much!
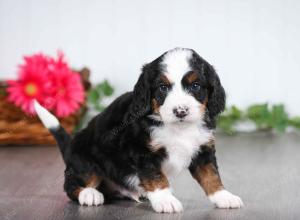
[{"left": 1, "top": 0, "right": 299, "bottom": 115}]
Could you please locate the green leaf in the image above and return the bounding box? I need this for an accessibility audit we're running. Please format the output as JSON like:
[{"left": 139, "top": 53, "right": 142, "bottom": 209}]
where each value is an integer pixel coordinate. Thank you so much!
[
  {"left": 270, "top": 104, "right": 288, "bottom": 133},
  {"left": 246, "top": 103, "right": 272, "bottom": 130},
  {"left": 95, "top": 105, "right": 105, "bottom": 112},
  {"left": 96, "top": 80, "right": 114, "bottom": 97},
  {"left": 86, "top": 79, "right": 114, "bottom": 114},
  {"left": 217, "top": 106, "right": 243, "bottom": 135},
  {"left": 230, "top": 105, "right": 243, "bottom": 120},
  {"left": 0, "top": 84, "right": 7, "bottom": 95},
  {"left": 288, "top": 117, "right": 300, "bottom": 129},
  {"left": 88, "top": 89, "right": 100, "bottom": 104},
  {"left": 217, "top": 116, "right": 236, "bottom": 135}
]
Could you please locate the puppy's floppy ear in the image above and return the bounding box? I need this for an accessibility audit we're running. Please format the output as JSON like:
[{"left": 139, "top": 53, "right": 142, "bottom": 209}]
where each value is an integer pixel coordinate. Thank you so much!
[
  {"left": 205, "top": 63, "right": 226, "bottom": 120},
  {"left": 128, "top": 63, "right": 152, "bottom": 119}
]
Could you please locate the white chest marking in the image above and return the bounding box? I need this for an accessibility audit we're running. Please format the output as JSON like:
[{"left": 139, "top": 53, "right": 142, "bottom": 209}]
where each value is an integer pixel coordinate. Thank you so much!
[{"left": 150, "top": 123, "right": 213, "bottom": 178}]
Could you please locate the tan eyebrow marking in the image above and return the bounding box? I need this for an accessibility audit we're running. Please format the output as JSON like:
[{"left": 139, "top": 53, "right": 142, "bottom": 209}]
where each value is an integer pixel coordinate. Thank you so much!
[
  {"left": 160, "top": 74, "right": 171, "bottom": 85},
  {"left": 186, "top": 71, "right": 199, "bottom": 83}
]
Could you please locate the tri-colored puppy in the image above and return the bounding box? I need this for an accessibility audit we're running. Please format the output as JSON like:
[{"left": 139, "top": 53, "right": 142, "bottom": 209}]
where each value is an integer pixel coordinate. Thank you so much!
[{"left": 34, "top": 48, "right": 243, "bottom": 213}]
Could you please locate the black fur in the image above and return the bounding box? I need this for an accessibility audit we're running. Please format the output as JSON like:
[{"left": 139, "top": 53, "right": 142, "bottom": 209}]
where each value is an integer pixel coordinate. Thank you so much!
[
  {"left": 189, "top": 51, "right": 226, "bottom": 128},
  {"left": 47, "top": 48, "right": 226, "bottom": 203},
  {"left": 188, "top": 145, "right": 218, "bottom": 175},
  {"left": 49, "top": 126, "right": 71, "bottom": 161}
]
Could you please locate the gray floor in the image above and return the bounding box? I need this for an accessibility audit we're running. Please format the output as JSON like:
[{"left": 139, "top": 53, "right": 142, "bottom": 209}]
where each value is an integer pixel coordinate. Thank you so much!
[{"left": 0, "top": 133, "right": 299, "bottom": 220}]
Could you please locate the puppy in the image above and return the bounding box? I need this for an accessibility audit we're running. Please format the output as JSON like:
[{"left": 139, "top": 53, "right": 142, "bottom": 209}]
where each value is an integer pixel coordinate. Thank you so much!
[{"left": 34, "top": 48, "right": 243, "bottom": 213}]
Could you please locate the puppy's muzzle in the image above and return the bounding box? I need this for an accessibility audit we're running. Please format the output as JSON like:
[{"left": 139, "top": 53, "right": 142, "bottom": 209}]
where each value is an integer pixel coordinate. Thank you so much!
[{"left": 173, "top": 106, "right": 189, "bottom": 119}]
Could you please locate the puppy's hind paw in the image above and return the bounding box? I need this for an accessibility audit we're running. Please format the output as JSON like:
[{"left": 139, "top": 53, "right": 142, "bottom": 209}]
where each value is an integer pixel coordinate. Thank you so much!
[
  {"left": 209, "top": 189, "right": 243, "bottom": 209},
  {"left": 78, "top": 187, "right": 104, "bottom": 206}
]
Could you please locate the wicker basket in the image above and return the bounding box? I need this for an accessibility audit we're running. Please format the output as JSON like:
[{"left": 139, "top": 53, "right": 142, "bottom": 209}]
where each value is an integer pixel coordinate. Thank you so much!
[{"left": 0, "top": 68, "right": 91, "bottom": 145}]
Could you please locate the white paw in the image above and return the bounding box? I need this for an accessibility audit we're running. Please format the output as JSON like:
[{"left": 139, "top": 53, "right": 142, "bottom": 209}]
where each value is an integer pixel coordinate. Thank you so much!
[
  {"left": 209, "top": 189, "right": 243, "bottom": 209},
  {"left": 78, "top": 187, "right": 104, "bottom": 206},
  {"left": 148, "top": 188, "right": 183, "bottom": 213}
]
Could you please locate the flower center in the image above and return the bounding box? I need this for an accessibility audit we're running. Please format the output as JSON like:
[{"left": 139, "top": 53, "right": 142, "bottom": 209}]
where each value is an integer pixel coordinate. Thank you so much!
[
  {"left": 24, "top": 83, "right": 38, "bottom": 96},
  {"left": 57, "top": 88, "right": 65, "bottom": 96}
]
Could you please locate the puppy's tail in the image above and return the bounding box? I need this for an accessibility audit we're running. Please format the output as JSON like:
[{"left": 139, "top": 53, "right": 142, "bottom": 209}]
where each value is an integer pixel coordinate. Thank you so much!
[{"left": 33, "top": 100, "right": 71, "bottom": 161}]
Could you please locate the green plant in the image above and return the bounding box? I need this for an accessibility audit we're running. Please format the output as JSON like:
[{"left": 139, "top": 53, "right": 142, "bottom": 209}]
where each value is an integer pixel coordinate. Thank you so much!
[
  {"left": 87, "top": 80, "right": 114, "bottom": 111},
  {"left": 288, "top": 117, "right": 300, "bottom": 129},
  {"left": 0, "top": 82, "right": 7, "bottom": 95},
  {"left": 217, "top": 103, "right": 300, "bottom": 134},
  {"left": 218, "top": 106, "right": 243, "bottom": 134},
  {"left": 75, "top": 80, "right": 114, "bottom": 131}
]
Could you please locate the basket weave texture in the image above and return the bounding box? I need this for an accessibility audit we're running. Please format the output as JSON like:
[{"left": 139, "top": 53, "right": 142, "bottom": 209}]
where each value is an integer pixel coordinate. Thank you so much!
[{"left": 0, "top": 68, "right": 91, "bottom": 145}]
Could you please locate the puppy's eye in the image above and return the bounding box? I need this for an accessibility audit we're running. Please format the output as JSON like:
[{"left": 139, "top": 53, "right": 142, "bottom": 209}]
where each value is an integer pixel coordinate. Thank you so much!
[
  {"left": 159, "top": 85, "right": 169, "bottom": 93},
  {"left": 190, "top": 82, "right": 201, "bottom": 92}
]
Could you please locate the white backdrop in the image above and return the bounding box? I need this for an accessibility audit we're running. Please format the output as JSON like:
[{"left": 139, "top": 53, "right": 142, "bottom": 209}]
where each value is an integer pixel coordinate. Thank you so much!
[{"left": 1, "top": 0, "right": 299, "bottom": 115}]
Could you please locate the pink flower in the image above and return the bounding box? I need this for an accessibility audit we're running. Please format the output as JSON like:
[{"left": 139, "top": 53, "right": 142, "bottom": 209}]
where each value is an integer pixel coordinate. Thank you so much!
[
  {"left": 6, "top": 52, "right": 84, "bottom": 117},
  {"left": 46, "top": 53, "right": 85, "bottom": 117},
  {"left": 7, "top": 54, "right": 51, "bottom": 114}
]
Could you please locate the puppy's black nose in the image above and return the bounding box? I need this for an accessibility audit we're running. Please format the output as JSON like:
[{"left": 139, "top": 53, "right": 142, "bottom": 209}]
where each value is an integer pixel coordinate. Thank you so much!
[{"left": 173, "top": 106, "right": 189, "bottom": 119}]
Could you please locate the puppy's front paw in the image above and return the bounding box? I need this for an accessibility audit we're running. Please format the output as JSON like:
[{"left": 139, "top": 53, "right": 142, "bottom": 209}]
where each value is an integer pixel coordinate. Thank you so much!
[
  {"left": 209, "top": 189, "right": 243, "bottom": 209},
  {"left": 148, "top": 188, "right": 183, "bottom": 213},
  {"left": 78, "top": 187, "right": 104, "bottom": 206}
]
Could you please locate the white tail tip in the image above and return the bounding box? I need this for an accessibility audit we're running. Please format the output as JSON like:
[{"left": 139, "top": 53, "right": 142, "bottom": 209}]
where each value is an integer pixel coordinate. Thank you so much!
[{"left": 33, "top": 100, "right": 59, "bottom": 129}]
